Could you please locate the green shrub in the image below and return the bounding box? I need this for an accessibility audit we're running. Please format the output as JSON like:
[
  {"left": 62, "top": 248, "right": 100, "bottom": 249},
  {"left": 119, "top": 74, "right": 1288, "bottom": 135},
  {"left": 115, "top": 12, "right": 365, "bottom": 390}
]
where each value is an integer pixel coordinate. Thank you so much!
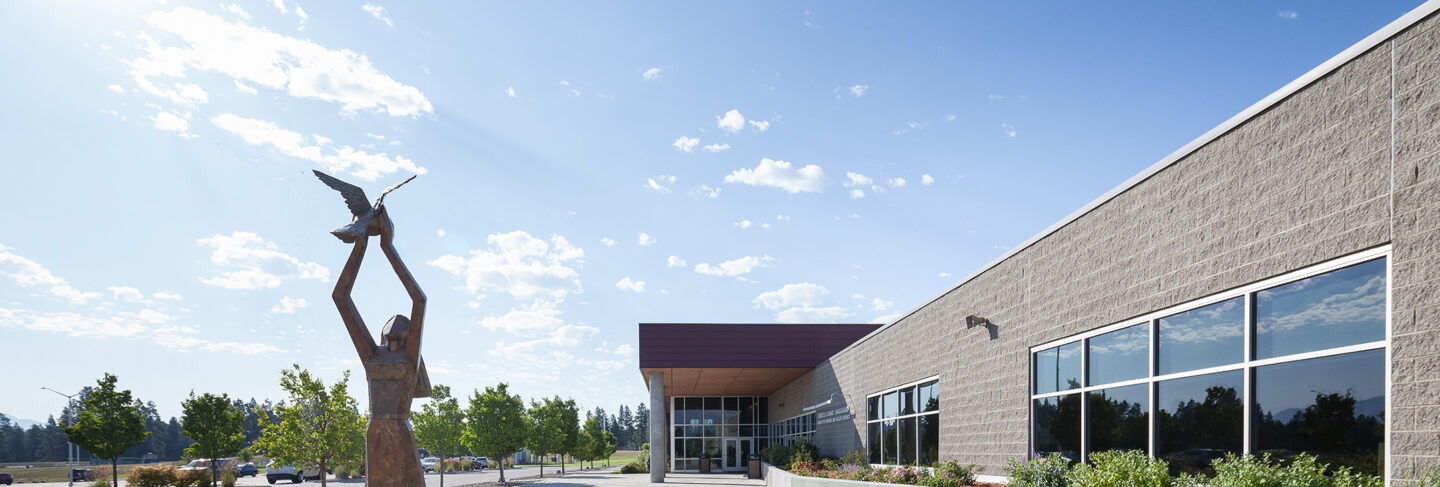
[
  {"left": 126, "top": 465, "right": 179, "bottom": 487},
  {"left": 933, "top": 459, "right": 978, "bottom": 485},
  {"left": 91, "top": 479, "right": 109, "bottom": 487},
  {"left": 619, "top": 462, "right": 648, "bottom": 474},
  {"left": 1068, "top": 450, "right": 1173, "bottom": 487},
  {"left": 1202, "top": 453, "right": 1381, "bottom": 487},
  {"left": 789, "top": 440, "right": 819, "bottom": 467},
  {"left": 760, "top": 445, "right": 793, "bottom": 467},
  {"left": 1006, "top": 454, "right": 1070, "bottom": 487},
  {"left": 175, "top": 468, "right": 212, "bottom": 487},
  {"left": 637, "top": 442, "right": 650, "bottom": 468},
  {"left": 220, "top": 470, "right": 237, "bottom": 487}
]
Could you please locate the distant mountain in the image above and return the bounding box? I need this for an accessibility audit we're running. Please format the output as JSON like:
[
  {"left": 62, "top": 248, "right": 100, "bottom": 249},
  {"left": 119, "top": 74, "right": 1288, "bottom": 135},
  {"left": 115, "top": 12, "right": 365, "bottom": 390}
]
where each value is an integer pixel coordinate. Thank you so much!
[
  {"left": 1269, "top": 395, "right": 1385, "bottom": 424},
  {"left": 1, "top": 413, "right": 41, "bottom": 429}
]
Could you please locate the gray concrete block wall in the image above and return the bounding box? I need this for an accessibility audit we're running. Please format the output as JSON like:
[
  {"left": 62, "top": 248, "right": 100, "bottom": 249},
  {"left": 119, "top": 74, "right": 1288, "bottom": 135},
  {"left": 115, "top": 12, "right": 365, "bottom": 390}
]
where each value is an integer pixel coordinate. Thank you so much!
[{"left": 768, "top": 9, "right": 1439, "bottom": 481}]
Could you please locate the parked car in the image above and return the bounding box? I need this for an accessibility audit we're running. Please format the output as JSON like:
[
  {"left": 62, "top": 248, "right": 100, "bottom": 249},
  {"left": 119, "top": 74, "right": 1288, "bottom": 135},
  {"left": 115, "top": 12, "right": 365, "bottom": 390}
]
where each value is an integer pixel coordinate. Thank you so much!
[
  {"left": 266, "top": 462, "right": 304, "bottom": 484},
  {"left": 235, "top": 463, "right": 259, "bottom": 477},
  {"left": 420, "top": 456, "right": 440, "bottom": 473},
  {"left": 476, "top": 457, "right": 490, "bottom": 469},
  {"left": 0, "top": 473, "right": 13, "bottom": 485}
]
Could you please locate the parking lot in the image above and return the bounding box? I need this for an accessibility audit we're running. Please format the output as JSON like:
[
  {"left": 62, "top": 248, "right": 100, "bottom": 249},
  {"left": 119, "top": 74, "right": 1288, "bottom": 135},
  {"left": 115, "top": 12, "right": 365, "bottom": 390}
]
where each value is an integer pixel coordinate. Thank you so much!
[{"left": 15, "top": 465, "right": 618, "bottom": 487}]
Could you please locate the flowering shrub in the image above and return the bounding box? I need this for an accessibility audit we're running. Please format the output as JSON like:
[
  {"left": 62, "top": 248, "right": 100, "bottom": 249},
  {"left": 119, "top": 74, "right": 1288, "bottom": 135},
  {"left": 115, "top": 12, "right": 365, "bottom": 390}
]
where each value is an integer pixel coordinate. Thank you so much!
[{"left": 784, "top": 459, "right": 980, "bottom": 486}]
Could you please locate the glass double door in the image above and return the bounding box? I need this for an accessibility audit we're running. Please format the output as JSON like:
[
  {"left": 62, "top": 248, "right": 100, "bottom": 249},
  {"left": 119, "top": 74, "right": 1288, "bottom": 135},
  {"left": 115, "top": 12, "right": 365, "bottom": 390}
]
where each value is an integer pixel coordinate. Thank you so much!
[{"left": 723, "top": 438, "right": 752, "bottom": 471}]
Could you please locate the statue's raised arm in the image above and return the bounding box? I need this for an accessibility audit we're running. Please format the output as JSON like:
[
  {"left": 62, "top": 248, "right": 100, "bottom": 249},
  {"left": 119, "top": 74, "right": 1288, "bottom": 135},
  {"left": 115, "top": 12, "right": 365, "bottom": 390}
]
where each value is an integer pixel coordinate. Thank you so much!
[
  {"left": 376, "top": 206, "right": 426, "bottom": 366},
  {"left": 332, "top": 233, "right": 377, "bottom": 361}
]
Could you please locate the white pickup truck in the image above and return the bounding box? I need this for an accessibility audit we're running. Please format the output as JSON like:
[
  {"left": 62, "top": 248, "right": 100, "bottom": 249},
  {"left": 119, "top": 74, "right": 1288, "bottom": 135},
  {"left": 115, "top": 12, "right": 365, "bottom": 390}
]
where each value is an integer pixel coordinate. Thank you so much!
[{"left": 265, "top": 461, "right": 320, "bottom": 484}]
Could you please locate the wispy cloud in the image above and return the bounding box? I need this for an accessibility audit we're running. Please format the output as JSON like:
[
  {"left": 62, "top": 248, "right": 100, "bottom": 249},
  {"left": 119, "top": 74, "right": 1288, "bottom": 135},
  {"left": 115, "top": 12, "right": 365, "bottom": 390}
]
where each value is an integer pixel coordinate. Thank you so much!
[
  {"left": 428, "top": 231, "right": 584, "bottom": 301},
  {"left": 724, "top": 158, "right": 827, "bottom": 193},
  {"left": 1278, "top": 10, "right": 1299, "bottom": 20},
  {"left": 849, "top": 84, "right": 869, "bottom": 97},
  {"left": 694, "top": 255, "right": 773, "bottom": 278},
  {"left": 362, "top": 4, "right": 394, "bottom": 27},
  {"left": 1001, "top": 122, "right": 1018, "bottom": 138},
  {"left": 195, "top": 232, "right": 330, "bottom": 290},
  {"left": 646, "top": 175, "right": 676, "bottom": 193},
  {"left": 615, "top": 277, "right": 645, "bottom": 293},
  {"left": 673, "top": 136, "right": 699, "bottom": 152},
  {"left": 210, "top": 113, "right": 426, "bottom": 181},
  {"left": 703, "top": 143, "right": 731, "bottom": 152},
  {"left": 269, "top": 296, "right": 309, "bottom": 314},
  {"left": 642, "top": 67, "right": 662, "bottom": 80}
]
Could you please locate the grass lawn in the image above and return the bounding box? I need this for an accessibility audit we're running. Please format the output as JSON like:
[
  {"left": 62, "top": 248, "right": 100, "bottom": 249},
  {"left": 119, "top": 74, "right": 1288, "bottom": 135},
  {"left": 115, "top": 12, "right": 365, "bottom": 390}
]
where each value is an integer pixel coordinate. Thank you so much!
[{"left": 524, "top": 450, "right": 640, "bottom": 470}]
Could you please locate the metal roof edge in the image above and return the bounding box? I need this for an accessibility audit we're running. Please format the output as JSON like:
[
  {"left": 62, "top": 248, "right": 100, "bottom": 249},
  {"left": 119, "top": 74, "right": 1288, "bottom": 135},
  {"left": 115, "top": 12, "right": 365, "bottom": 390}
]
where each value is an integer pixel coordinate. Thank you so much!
[{"left": 833, "top": 0, "right": 1440, "bottom": 357}]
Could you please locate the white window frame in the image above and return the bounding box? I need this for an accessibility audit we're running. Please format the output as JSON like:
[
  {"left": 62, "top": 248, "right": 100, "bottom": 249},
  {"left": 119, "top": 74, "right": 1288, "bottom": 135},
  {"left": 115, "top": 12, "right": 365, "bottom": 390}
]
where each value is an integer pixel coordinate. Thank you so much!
[
  {"left": 866, "top": 375, "right": 942, "bottom": 466},
  {"left": 1026, "top": 245, "right": 1391, "bottom": 473}
]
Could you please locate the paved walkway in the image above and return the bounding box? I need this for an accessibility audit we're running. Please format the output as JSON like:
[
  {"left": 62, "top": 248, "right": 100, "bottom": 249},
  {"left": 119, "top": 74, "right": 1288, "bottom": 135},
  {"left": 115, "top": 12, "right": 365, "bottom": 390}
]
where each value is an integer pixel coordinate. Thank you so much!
[{"left": 520, "top": 471, "right": 763, "bottom": 487}]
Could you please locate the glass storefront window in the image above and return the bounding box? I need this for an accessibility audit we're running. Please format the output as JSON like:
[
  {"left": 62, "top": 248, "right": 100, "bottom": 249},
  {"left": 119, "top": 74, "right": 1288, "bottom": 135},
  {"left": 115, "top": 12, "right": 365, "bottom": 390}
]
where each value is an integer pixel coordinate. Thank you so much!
[
  {"left": 1033, "top": 394, "right": 1080, "bottom": 461},
  {"left": 1088, "top": 322, "right": 1149, "bottom": 386},
  {"left": 1087, "top": 383, "right": 1148, "bottom": 454},
  {"left": 1254, "top": 350, "right": 1385, "bottom": 476},
  {"left": 1035, "top": 341, "right": 1083, "bottom": 394},
  {"left": 1158, "top": 297, "right": 1243, "bottom": 375},
  {"left": 1157, "top": 371, "right": 1242, "bottom": 475}
]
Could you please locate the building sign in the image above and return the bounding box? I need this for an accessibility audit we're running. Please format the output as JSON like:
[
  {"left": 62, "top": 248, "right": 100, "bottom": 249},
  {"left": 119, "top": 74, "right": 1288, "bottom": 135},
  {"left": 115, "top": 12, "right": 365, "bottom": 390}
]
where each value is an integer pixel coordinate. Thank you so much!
[{"left": 817, "top": 406, "right": 852, "bottom": 425}]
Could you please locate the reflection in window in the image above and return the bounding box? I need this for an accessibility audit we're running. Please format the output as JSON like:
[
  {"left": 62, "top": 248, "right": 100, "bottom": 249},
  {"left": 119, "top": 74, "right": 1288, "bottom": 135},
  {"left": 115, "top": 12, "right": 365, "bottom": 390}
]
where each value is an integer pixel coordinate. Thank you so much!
[
  {"left": 1033, "top": 394, "right": 1080, "bottom": 461},
  {"left": 1088, "top": 322, "right": 1149, "bottom": 386},
  {"left": 1256, "top": 259, "right": 1386, "bottom": 359},
  {"left": 1159, "top": 297, "right": 1243, "bottom": 374},
  {"left": 868, "top": 422, "right": 881, "bottom": 464},
  {"left": 1088, "top": 384, "right": 1149, "bottom": 454},
  {"left": 1035, "top": 341, "right": 1083, "bottom": 394},
  {"left": 1158, "top": 371, "right": 1242, "bottom": 475},
  {"left": 919, "top": 381, "right": 939, "bottom": 413},
  {"left": 882, "top": 420, "right": 898, "bottom": 464},
  {"left": 900, "top": 386, "right": 916, "bottom": 416},
  {"left": 899, "top": 417, "right": 917, "bottom": 465},
  {"left": 1255, "top": 350, "right": 1385, "bottom": 476},
  {"left": 869, "top": 379, "right": 939, "bottom": 466}
]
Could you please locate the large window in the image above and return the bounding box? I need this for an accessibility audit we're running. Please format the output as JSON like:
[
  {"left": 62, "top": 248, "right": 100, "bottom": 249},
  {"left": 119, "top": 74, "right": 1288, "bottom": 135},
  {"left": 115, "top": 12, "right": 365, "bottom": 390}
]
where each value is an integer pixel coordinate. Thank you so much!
[
  {"left": 1029, "top": 252, "right": 1388, "bottom": 476},
  {"left": 867, "top": 377, "right": 939, "bottom": 466},
  {"left": 671, "top": 396, "right": 769, "bottom": 472},
  {"left": 773, "top": 413, "right": 814, "bottom": 445}
]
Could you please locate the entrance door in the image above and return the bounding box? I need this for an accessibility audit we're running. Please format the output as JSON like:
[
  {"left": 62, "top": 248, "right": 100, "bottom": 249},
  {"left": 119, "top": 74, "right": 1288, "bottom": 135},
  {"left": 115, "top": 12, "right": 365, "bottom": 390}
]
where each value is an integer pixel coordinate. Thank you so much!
[{"left": 724, "top": 438, "right": 752, "bottom": 471}]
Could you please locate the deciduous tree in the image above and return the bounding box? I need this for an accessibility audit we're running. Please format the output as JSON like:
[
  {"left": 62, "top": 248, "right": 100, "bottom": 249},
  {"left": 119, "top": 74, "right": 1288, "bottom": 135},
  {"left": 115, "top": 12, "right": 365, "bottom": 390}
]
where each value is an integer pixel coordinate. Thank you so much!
[
  {"left": 181, "top": 392, "right": 246, "bottom": 485},
  {"left": 253, "top": 365, "right": 365, "bottom": 487},
  {"left": 461, "top": 383, "right": 528, "bottom": 483},
  {"left": 414, "top": 385, "right": 465, "bottom": 487},
  {"left": 63, "top": 374, "right": 148, "bottom": 487}
]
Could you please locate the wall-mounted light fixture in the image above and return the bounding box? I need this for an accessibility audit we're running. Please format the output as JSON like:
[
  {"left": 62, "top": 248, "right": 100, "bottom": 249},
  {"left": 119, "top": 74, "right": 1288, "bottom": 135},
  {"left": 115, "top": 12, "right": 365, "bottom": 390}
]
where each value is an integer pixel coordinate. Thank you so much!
[
  {"left": 966, "top": 315, "right": 989, "bottom": 328},
  {"left": 802, "top": 392, "right": 853, "bottom": 412}
]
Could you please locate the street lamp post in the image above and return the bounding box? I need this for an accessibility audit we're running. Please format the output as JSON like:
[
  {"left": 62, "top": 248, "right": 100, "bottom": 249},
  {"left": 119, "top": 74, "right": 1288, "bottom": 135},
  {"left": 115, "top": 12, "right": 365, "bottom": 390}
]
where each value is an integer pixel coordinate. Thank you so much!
[{"left": 41, "top": 387, "right": 80, "bottom": 487}]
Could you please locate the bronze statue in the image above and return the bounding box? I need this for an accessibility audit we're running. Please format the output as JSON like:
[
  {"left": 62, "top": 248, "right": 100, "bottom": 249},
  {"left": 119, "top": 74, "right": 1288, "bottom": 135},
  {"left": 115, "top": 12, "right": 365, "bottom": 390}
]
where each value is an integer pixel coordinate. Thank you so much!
[{"left": 316, "top": 170, "right": 428, "bottom": 487}]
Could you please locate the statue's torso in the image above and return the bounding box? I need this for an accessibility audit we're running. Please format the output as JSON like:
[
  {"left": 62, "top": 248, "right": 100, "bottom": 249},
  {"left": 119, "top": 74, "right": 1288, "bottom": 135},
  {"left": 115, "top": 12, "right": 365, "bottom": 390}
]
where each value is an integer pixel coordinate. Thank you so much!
[{"left": 364, "top": 348, "right": 416, "bottom": 417}]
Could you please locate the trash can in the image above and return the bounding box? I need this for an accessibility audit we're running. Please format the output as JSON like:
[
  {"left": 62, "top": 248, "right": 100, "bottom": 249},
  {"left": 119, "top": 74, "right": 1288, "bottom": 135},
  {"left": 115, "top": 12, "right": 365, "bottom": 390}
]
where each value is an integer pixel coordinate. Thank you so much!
[
  {"left": 748, "top": 454, "right": 762, "bottom": 479},
  {"left": 699, "top": 456, "right": 711, "bottom": 473}
]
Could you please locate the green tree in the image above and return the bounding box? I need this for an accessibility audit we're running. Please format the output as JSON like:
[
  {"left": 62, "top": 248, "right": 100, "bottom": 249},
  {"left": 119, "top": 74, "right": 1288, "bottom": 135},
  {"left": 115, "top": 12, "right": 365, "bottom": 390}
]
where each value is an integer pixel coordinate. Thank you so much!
[
  {"left": 413, "top": 385, "right": 465, "bottom": 487},
  {"left": 63, "top": 374, "right": 149, "bottom": 487},
  {"left": 557, "top": 398, "right": 579, "bottom": 474},
  {"left": 181, "top": 392, "right": 246, "bottom": 485},
  {"left": 526, "top": 397, "right": 563, "bottom": 477},
  {"left": 600, "top": 430, "right": 618, "bottom": 467},
  {"left": 578, "top": 417, "right": 606, "bottom": 468},
  {"left": 462, "top": 383, "right": 529, "bottom": 483},
  {"left": 252, "top": 365, "right": 365, "bottom": 487}
]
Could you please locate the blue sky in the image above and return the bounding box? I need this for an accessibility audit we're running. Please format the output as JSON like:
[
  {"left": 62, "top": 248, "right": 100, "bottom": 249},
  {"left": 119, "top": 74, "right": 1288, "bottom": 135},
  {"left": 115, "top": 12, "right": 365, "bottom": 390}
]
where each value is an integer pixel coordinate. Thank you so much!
[{"left": 0, "top": 1, "right": 1423, "bottom": 422}]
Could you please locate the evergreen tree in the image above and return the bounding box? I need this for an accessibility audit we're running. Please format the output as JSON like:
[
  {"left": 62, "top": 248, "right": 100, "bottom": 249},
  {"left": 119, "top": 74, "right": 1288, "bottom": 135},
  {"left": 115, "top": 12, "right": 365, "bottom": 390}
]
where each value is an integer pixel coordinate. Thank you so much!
[
  {"left": 182, "top": 392, "right": 247, "bottom": 484},
  {"left": 634, "top": 402, "right": 649, "bottom": 451},
  {"left": 462, "top": 383, "right": 529, "bottom": 483},
  {"left": 616, "top": 405, "right": 632, "bottom": 449},
  {"left": 165, "top": 417, "right": 190, "bottom": 460},
  {"left": 63, "top": 374, "right": 149, "bottom": 487}
]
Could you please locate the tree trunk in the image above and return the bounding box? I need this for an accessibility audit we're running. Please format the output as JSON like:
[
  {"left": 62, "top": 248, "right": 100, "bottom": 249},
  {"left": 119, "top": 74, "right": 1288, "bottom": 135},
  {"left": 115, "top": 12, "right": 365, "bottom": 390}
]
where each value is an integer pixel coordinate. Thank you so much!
[
  {"left": 439, "top": 458, "right": 445, "bottom": 487},
  {"left": 318, "top": 458, "right": 327, "bottom": 487},
  {"left": 498, "top": 459, "right": 506, "bottom": 483},
  {"left": 539, "top": 457, "right": 544, "bottom": 477},
  {"left": 111, "top": 458, "right": 118, "bottom": 487}
]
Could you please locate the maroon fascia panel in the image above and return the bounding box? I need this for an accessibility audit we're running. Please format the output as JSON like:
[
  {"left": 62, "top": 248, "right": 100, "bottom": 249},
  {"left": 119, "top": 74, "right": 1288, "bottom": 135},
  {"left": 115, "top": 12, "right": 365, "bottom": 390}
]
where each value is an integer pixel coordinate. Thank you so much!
[{"left": 638, "top": 323, "right": 881, "bottom": 369}]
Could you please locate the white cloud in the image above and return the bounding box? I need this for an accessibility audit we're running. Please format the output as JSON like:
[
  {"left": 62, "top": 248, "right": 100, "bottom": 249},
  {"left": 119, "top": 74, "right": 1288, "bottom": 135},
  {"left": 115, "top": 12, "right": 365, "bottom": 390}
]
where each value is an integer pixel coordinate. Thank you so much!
[
  {"left": 362, "top": 4, "right": 394, "bottom": 27},
  {"left": 107, "top": 84, "right": 124, "bottom": 94},
  {"left": 703, "top": 143, "right": 731, "bottom": 152},
  {"left": 1002, "top": 122, "right": 1017, "bottom": 138},
  {"left": 775, "top": 306, "right": 853, "bottom": 324},
  {"left": 615, "top": 277, "right": 645, "bottom": 293},
  {"left": 748, "top": 120, "right": 770, "bottom": 132},
  {"left": 195, "top": 232, "right": 330, "bottom": 290},
  {"left": 613, "top": 344, "right": 634, "bottom": 357},
  {"left": 843, "top": 172, "right": 872, "bottom": 187},
  {"left": 694, "top": 255, "right": 772, "bottom": 278},
  {"left": 221, "top": 4, "right": 251, "bottom": 20},
  {"left": 754, "top": 283, "right": 828, "bottom": 310},
  {"left": 0, "top": 246, "right": 102, "bottom": 305},
  {"left": 921, "top": 174, "right": 935, "bottom": 185},
  {"left": 673, "top": 136, "right": 699, "bottom": 152},
  {"left": 848, "top": 84, "right": 868, "bottom": 97},
  {"left": 888, "top": 177, "right": 906, "bottom": 188},
  {"left": 295, "top": 5, "right": 308, "bottom": 20},
  {"left": 734, "top": 220, "right": 752, "bottom": 229},
  {"left": 646, "top": 178, "right": 672, "bottom": 194},
  {"left": 436, "top": 228, "right": 446, "bottom": 237},
  {"left": 600, "top": 237, "right": 616, "bottom": 247},
  {"left": 108, "top": 286, "right": 148, "bottom": 303},
  {"left": 872, "top": 298, "right": 894, "bottom": 311},
  {"left": 871, "top": 313, "right": 903, "bottom": 324},
  {"left": 692, "top": 185, "right": 722, "bottom": 199},
  {"left": 506, "top": 85, "right": 517, "bottom": 98},
  {"left": 428, "top": 231, "right": 584, "bottom": 301},
  {"left": 637, "top": 233, "right": 656, "bottom": 247},
  {"left": 946, "top": 114, "right": 956, "bottom": 121},
  {"left": 894, "top": 121, "right": 926, "bottom": 135},
  {"left": 666, "top": 256, "right": 686, "bottom": 268},
  {"left": 269, "top": 0, "right": 287, "bottom": 14},
  {"left": 233, "top": 80, "right": 258, "bottom": 94},
  {"left": 716, "top": 109, "right": 745, "bottom": 133},
  {"left": 938, "top": 271, "right": 951, "bottom": 278},
  {"left": 210, "top": 113, "right": 426, "bottom": 181},
  {"left": 150, "top": 110, "right": 197, "bottom": 139},
  {"left": 1278, "top": 10, "right": 1299, "bottom": 20},
  {"left": 130, "top": 7, "right": 431, "bottom": 117},
  {"left": 849, "top": 189, "right": 865, "bottom": 199},
  {"left": 478, "top": 300, "right": 567, "bottom": 335},
  {"left": 642, "top": 67, "right": 662, "bottom": 80},
  {"left": 270, "top": 296, "right": 310, "bottom": 314},
  {"left": 152, "top": 291, "right": 182, "bottom": 301},
  {"left": 776, "top": 214, "right": 790, "bottom": 221},
  {"left": 724, "top": 158, "right": 826, "bottom": 194}
]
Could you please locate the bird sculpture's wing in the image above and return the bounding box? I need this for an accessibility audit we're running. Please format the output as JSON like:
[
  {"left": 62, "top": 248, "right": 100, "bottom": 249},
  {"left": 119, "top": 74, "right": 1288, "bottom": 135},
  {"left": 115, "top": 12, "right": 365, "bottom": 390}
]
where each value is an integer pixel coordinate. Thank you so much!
[
  {"left": 376, "top": 174, "right": 418, "bottom": 207},
  {"left": 312, "top": 170, "right": 371, "bottom": 218}
]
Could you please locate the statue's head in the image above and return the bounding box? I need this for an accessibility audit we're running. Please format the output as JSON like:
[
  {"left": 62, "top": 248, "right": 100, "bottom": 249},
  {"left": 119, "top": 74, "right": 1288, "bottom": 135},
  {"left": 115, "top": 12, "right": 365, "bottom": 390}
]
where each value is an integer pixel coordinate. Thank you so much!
[{"left": 380, "top": 314, "right": 410, "bottom": 351}]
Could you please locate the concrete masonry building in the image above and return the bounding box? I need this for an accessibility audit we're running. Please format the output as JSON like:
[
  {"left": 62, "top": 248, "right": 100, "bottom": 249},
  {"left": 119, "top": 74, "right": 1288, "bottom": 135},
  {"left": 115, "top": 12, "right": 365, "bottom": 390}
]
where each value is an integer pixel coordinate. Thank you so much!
[{"left": 640, "top": 2, "right": 1440, "bottom": 483}]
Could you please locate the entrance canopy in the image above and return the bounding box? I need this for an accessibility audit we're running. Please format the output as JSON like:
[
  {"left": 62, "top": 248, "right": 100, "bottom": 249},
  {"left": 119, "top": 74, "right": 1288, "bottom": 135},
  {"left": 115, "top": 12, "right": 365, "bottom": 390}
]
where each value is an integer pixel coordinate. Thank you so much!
[{"left": 638, "top": 323, "right": 880, "bottom": 396}]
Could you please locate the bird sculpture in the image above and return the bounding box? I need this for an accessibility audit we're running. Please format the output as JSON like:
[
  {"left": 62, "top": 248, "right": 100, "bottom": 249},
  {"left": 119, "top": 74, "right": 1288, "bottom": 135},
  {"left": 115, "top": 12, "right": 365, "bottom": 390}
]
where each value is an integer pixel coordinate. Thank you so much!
[{"left": 312, "top": 170, "right": 418, "bottom": 243}]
